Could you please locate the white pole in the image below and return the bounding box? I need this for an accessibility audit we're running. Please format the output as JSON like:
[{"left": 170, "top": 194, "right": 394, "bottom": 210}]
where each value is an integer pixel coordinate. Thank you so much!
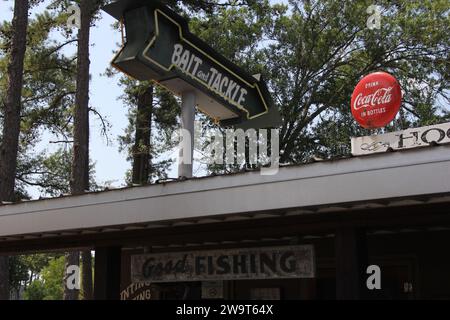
[{"left": 178, "top": 91, "right": 196, "bottom": 178}]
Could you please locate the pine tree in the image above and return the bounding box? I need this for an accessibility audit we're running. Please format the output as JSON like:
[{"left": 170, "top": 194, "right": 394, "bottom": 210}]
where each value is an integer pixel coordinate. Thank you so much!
[
  {"left": 131, "top": 86, "right": 154, "bottom": 185},
  {"left": 64, "top": 0, "right": 94, "bottom": 301},
  {"left": 114, "top": 79, "right": 180, "bottom": 185},
  {"left": 0, "top": 0, "right": 29, "bottom": 301}
]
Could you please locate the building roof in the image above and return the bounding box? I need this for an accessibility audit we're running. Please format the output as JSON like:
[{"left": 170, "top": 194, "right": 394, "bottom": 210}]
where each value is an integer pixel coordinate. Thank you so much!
[{"left": 1, "top": 144, "right": 450, "bottom": 241}]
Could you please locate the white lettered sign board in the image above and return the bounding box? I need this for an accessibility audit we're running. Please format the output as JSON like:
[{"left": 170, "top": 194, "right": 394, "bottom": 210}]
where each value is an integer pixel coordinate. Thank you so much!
[{"left": 351, "top": 122, "right": 450, "bottom": 156}]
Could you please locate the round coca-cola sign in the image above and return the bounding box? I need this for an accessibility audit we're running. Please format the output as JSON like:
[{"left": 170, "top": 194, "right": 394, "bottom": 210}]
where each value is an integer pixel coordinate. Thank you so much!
[{"left": 351, "top": 71, "right": 402, "bottom": 129}]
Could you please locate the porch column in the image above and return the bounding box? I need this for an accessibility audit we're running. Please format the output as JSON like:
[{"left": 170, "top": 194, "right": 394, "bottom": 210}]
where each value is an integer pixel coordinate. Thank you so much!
[
  {"left": 94, "top": 246, "right": 122, "bottom": 300},
  {"left": 335, "top": 227, "right": 368, "bottom": 300},
  {"left": 178, "top": 91, "right": 196, "bottom": 178}
]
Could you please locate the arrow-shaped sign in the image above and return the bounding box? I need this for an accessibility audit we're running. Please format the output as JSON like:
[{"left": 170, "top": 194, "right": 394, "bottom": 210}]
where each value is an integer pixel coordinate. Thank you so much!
[{"left": 103, "top": 0, "right": 280, "bottom": 129}]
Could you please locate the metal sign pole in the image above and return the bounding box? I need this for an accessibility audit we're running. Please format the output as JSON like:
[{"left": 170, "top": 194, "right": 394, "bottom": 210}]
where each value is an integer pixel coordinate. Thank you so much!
[{"left": 178, "top": 91, "right": 196, "bottom": 178}]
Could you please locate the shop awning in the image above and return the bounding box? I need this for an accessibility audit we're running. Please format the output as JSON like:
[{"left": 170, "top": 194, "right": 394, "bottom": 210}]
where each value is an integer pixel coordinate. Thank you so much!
[{"left": 1, "top": 144, "right": 449, "bottom": 246}]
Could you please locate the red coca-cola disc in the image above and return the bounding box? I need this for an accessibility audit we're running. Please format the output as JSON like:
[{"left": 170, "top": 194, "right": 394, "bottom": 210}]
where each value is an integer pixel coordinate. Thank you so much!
[{"left": 351, "top": 71, "right": 402, "bottom": 129}]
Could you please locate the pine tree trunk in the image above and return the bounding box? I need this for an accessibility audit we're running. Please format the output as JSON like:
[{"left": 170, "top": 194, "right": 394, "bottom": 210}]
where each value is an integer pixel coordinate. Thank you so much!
[
  {"left": 81, "top": 251, "right": 93, "bottom": 300},
  {"left": 71, "top": 0, "right": 91, "bottom": 196},
  {"left": 132, "top": 86, "right": 153, "bottom": 185},
  {"left": 0, "top": 257, "right": 9, "bottom": 300},
  {"left": 65, "top": 0, "right": 93, "bottom": 300},
  {"left": 0, "top": 0, "right": 29, "bottom": 301},
  {"left": 63, "top": 252, "right": 79, "bottom": 300}
]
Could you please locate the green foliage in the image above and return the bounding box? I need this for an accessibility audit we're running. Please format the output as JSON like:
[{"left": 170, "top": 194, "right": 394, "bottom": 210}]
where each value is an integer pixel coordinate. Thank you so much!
[
  {"left": 115, "top": 78, "right": 180, "bottom": 183},
  {"left": 23, "top": 256, "right": 65, "bottom": 300},
  {"left": 23, "top": 280, "right": 46, "bottom": 300},
  {"left": 9, "top": 253, "right": 62, "bottom": 299},
  {"left": 8, "top": 256, "right": 29, "bottom": 295},
  {"left": 0, "top": 8, "right": 79, "bottom": 198},
  {"left": 0, "top": 4, "right": 104, "bottom": 197},
  {"left": 188, "top": 0, "right": 449, "bottom": 171}
]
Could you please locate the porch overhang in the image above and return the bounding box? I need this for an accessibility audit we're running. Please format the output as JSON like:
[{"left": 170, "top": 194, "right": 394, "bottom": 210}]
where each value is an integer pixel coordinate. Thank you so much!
[{"left": 0, "top": 145, "right": 450, "bottom": 251}]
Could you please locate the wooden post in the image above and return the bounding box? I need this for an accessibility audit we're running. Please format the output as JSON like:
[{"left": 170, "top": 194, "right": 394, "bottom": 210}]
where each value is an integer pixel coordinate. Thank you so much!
[
  {"left": 94, "top": 247, "right": 122, "bottom": 300},
  {"left": 335, "top": 227, "right": 368, "bottom": 300}
]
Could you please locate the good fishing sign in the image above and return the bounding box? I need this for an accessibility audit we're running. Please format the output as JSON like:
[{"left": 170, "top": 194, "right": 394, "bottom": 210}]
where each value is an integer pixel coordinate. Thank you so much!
[{"left": 131, "top": 245, "right": 315, "bottom": 283}]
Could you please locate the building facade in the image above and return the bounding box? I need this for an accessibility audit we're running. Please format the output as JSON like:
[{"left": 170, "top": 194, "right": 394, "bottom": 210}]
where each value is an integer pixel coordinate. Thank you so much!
[{"left": 1, "top": 143, "right": 450, "bottom": 299}]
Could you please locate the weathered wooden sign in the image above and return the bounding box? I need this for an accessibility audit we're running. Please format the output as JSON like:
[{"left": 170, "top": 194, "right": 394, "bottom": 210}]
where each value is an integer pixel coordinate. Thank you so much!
[
  {"left": 131, "top": 245, "right": 315, "bottom": 283},
  {"left": 351, "top": 122, "right": 450, "bottom": 156},
  {"left": 102, "top": 0, "right": 281, "bottom": 129},
  {"left": 120, "top": 282, "right": 153, "bottom": 300}
]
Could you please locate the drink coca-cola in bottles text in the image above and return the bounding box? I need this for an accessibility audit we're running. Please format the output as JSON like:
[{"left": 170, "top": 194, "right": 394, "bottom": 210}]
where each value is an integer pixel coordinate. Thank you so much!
[{"left": 351, "top": 71, "right": 402, "bottom": 129}]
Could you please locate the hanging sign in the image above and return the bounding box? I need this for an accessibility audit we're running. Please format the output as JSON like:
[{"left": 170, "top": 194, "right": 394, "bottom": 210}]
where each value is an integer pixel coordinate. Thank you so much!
[
  {"left": 351, "top": 122, "right": 450, "bottom": 156},
  {"left": 351, "top": 71, "right": 402, "bottom": 129},
  {"left": 131, "top": 245, "right": 315, "bottom": 283},
  {"left": 102, "top": 0, "right": 281, "bottom": 129}
]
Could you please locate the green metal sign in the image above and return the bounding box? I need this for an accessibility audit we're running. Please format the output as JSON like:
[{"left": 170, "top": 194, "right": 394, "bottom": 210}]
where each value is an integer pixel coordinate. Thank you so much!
[{"left": 102, "top": 0, "right": 281, "bottom": 129}]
